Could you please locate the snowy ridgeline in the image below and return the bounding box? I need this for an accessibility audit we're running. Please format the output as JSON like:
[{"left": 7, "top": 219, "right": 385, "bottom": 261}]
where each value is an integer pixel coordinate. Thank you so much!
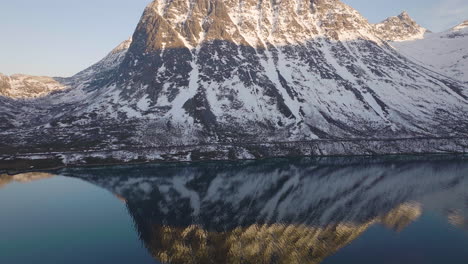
[{"left": 393, "top": 22, "right": 468, "bottom": 83}]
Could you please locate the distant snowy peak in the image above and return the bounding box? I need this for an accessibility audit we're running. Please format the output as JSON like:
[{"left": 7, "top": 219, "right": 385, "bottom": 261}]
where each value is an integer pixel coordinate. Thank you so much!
[
  {"left": 452, "top": 20, "right": 468, "bottom": 31},
  {"left": 0, "top": 73, "right": 67, "bottom": 99},
  {"left": 374, "top": 11, "right": 429, "bottom": 42},
  {"left": 109, "top": 37, "right": 133, "bottom": 55},
  {"left": 0, "top": 38, "right": 133, "bottom": 99}
]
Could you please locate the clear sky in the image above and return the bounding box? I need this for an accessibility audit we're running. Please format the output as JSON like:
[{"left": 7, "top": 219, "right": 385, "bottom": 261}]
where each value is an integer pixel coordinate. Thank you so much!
[{"left": 1, "top": 0, "right": 467, "bottom": 77}]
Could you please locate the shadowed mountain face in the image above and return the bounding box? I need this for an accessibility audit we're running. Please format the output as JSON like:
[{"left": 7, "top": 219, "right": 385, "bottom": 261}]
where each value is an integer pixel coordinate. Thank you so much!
[
  {"left": 0, "top": 0, "right": 467, "bottom": 161},
  {"left": 61, "top": 156, "right": 468, "bottom": 264}
]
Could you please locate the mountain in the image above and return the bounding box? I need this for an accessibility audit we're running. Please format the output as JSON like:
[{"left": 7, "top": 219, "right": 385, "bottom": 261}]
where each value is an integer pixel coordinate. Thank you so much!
[
  {"left": 0, "top": 37, "right": 132, "bottom": 101},
  {"left": 374, "top": 11, "right": 429, "bottom": 42},
  {"left": 393, "top": 20, "right": 468, "bottom": 83},
  {"left": 0, "top": 37, "right": 132, "bottom": 129},
  {"left": 453, "top": 20, "right": 468, "bottom": 31},
  {"left": 0, "top": 0, "right": 467, "bottom": 166},
  {"left": 0, "top": 73, "right": 66, "bottom": 99}
]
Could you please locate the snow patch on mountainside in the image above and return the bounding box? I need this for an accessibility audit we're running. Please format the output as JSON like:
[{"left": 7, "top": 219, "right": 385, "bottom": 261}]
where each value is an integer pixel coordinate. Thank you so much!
[{"left": 392, "top": 22, "right": 468, "bottom": 83}]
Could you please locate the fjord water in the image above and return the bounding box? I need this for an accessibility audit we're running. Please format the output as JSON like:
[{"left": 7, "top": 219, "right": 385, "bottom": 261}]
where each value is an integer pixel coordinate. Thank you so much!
[{"left": 0, "top": 156, "right": 467, "bottom": 264}]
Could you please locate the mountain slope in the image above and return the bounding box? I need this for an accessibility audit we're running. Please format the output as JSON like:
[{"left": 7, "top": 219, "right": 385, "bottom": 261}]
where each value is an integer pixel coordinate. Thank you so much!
[
  {"left": 393, "top": 20, "right": 468, "bottom": 83},
  {"left": 57, "top": 37, "right": 133, "bottom": 91},
  {"left": 374, "top": 11, "right": 429, "bottom": 42},
  {"left": 0, "top": 0, "right": 467, "bottom": 163}
]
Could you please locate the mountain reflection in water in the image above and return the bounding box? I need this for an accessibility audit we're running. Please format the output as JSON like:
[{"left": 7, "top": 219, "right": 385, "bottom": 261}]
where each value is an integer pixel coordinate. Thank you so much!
[
  {"left": 54, "top": 156, "right": 467, "bottom": 264},
  {"left": 0, "top": 172, "right": 55, "bottom": 188}
]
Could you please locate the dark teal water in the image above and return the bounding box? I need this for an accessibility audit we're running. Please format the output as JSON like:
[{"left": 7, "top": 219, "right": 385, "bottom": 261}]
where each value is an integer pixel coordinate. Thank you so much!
[{"left": 0, "top": 156, "right": 467, "bottom": 264}]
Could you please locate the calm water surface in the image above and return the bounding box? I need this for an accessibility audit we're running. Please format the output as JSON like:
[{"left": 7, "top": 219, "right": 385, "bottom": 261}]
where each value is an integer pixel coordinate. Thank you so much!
[{"left": 1, "top": 156, "right": 467, "bottom": 264}]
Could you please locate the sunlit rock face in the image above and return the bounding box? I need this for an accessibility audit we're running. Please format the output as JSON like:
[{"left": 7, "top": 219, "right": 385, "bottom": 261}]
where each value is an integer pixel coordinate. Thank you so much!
[
  {"left": 64, "top": 157, "right": 467, "bottom": 264},
  {"left": 374, "top": 11, "right": 429, "bottom": 42},
  {"left": 0, "top": 0, "right": 467, "bottom": 161},
  {"left": 0, "top": 74, "right": 67, "bottom": 99}
]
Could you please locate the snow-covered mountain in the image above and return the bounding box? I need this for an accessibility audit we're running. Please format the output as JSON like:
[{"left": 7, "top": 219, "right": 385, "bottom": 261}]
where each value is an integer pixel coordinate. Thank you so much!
[
  {"left": 0, "top": 0, "right": 467, "bottom": 164},
  {"left": 0, "top": 73, "right": 66, "bottom": 99},
  {"left": 393, "top": 20, "right": 468, "bottom": 83},
  {"left": 374, "top": 11, "right": 429, "bottom": 42},
  {"left": 0, "top": 37, "right": 132, "bottom": 100}
]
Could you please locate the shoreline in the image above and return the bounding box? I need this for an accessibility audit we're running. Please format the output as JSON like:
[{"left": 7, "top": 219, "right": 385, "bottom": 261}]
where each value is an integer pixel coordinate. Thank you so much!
[{"left": 1, "top": 137, "right": 466, "bottom": 173}]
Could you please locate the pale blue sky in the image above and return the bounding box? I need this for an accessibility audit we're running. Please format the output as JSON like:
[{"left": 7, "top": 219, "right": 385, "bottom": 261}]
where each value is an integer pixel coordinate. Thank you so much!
[{"left": 1, "top": 0, "right": 467, "bottom": 77}]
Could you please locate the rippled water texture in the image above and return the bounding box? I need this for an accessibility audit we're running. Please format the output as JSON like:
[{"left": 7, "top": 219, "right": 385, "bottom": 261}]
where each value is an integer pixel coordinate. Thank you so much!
[{"left": 1, "top": 156, "right": 467, "bottom": 264}]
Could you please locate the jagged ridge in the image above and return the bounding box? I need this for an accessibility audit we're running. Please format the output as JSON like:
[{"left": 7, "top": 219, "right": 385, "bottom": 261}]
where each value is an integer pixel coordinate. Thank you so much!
[{"left": 374, "top": 11, "right": 429, "bottom": 42}]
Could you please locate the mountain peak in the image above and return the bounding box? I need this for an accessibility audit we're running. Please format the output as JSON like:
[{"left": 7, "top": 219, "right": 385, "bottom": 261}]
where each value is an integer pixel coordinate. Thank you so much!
[
  {"left": 374, "top": 11, "right": 428, "bottom": 41},
  {"left": 109, "top": 37, "right": 133, "bottom": 55},
  {"left": 452, "top": 20, "right": 468, "bottom": 31},
  {"left": 398, "top": 11, "right": 410, "bottom": 19},
  {"left": 128, "top": 0, "right": 377, "bottom": 53}
]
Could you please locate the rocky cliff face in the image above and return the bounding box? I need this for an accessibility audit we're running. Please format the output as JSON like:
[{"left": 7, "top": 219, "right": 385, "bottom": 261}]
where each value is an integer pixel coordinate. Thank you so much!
[
  {"left": 0, "top": 0, "right": 467, "bottom": 161},
  {"left": 374, "top": 11, "right": 429, "bottom": 42}
]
